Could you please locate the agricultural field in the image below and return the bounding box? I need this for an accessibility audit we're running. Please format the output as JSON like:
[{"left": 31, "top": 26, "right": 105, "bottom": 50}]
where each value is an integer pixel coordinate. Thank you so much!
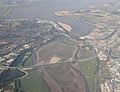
[
  {"left": 21, "top": 54, "right": 50, "bottom": 92},
  {"left": 78, "top": 58, "right": 99, "bottom": 92}
]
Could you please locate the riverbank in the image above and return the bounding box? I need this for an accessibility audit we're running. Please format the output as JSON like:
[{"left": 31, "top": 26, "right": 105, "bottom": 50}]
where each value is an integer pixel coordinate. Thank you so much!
[
  {"left": 55, "top": 11, "right": 73, "bottom": 16},
  {"left": 57, "top": 22, "right": 72, "bottom": 32}
]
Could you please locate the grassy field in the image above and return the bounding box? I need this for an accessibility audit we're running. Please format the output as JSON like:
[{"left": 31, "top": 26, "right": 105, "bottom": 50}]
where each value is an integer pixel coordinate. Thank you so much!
[
  {"left": 20, "top": 47, "right": 99, "bottom": 92},
  {"left": 20, "top": 54, "right": 50, "bottom": 92},
  {"left": 78, "top": 58, "right": 99, "bottom": 92}
]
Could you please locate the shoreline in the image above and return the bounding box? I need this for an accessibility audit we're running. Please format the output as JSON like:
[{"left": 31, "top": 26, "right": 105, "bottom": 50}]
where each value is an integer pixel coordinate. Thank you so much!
[
  {"left": 57, "top": 22, "right": 72, "bottom": 33},
  {"left": 55, "top": 11, "right": 73, "bottom": 16}
]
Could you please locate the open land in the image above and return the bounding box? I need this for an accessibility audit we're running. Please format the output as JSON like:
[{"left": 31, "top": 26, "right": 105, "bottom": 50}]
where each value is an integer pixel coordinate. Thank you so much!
[
  {"left": 0, "top": 1, "right": 120, "bottom": 92},
  {"left": 55, "top": 3, "right": 120, "bottom": 92}
]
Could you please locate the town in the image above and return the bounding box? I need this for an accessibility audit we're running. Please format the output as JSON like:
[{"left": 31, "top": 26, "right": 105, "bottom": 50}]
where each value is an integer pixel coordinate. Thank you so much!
[
  {"left": 0, "top": 19, "right": 70, "bottom": 91},
  {"left": 0, "top": 0, "right": 120, "bottom": 92},
  {"left": 62, "top": 3, "right": 120, "bottom": 92}
]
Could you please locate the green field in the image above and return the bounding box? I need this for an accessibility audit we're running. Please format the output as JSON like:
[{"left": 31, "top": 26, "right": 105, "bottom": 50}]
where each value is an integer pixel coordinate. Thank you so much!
[
  {"left": 78, "top": 58, "right": 99, "bottom": 92},
  {"left": 21, "top": 49, "right": 99, "bottom": 92},
  {"left": 20, "top": 54, "right": 50, "bottom": 92}
]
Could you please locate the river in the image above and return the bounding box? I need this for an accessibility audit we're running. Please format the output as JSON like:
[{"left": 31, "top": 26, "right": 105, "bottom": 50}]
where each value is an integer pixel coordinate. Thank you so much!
[
  {"left": 7, "top": 0, "right": 120, "bottom": 37},
  {"left": 6, "top": 0, "right": 119, "bottom": 92},
  {"left": 7, "top": 0, "right": 119, "bottom": 38}
]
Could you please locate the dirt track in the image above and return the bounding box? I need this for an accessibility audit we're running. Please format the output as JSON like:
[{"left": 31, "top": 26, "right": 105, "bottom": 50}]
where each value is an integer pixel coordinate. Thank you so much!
[
  {"left": 36, "top": 40, "right": 89, "bottom": 92},
  {"left": 41, "top": 63, "right": 87, "bottom": 92}
]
